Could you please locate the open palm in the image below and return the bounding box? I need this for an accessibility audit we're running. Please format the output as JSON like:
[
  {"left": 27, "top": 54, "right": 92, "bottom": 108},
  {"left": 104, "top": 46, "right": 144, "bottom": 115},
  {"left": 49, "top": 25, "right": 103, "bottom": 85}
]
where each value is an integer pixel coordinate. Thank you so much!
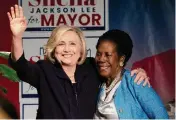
[
  {"left": 7, "top": 5, "right": 27, "bottom": 37},
  {"left": 10, "top": 17, "right": 27, "bottom": 37}
]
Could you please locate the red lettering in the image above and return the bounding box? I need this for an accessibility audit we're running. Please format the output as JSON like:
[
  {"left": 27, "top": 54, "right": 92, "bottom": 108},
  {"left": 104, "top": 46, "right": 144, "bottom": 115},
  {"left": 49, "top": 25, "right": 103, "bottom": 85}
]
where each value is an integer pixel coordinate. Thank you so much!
[
  {"left": 68, "top": 14, "right": 77, "bottom": 26},
  {"left": 90, "top": 0, "right": 96, "bottom": 5},
  {"left": 57, "top": 0, "right": 67, "bottom": 6},
  {"left": 29, "top": 0, "right": 96, "bottom": 6},
  {"left": 84, "top": 0, "right": 96, "bottom": 6},
  {"left": 79, "top": 14, "right": 90, "bottom": 25},
  {"left": 43, "top": 0, "right": 55, "bottom": 6},
  {"left": 78, "top": 0, "right": 82, "bottom": 5},
  {"left": 41, "top": 14, "right": 54, "bottom": 26},
  {"left": 29, "top": 0, "right": 40, "bottom": 6},
  {"left": 92, "top": 14, "right": 101, "bottom": 25},
  {"left": 70, "top": 0, "right": 74, "bottom": 6},
  {"left": 41, "top": 13, "right": 101, "bottom": 27},
  {"left": 57, "top": 14, "right": 67, "bottom": 25}
]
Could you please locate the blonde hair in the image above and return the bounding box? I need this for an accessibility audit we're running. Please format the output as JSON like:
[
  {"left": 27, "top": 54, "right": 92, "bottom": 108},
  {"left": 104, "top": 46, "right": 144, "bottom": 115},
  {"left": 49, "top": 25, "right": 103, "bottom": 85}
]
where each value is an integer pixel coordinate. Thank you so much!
[{"left": 45, "top": 25, "right": 87, "bottom": 65}]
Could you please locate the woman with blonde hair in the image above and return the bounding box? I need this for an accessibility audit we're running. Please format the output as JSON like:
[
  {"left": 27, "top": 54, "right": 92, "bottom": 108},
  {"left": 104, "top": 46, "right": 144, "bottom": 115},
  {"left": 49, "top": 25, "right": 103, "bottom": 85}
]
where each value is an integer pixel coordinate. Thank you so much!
[{"left": 7, "top": 5, "right": 150, "bottom": 119}]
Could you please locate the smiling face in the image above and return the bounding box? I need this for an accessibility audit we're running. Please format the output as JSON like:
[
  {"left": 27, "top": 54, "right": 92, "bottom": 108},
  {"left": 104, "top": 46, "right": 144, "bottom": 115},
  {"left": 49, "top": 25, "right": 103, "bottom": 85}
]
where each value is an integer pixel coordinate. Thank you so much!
[
  {"left": 95, "top": 41, "right": 123, "bottom": 79},
  {"left": 54, "top": 30, "right": 82, "bottom": 66}
]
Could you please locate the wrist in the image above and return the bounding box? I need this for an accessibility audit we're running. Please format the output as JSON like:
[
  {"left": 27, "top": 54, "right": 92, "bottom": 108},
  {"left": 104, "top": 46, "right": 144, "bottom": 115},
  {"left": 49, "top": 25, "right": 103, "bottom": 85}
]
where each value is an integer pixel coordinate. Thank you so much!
[{"left": 12, "top": 35, "right": 22, "bottom": 41}]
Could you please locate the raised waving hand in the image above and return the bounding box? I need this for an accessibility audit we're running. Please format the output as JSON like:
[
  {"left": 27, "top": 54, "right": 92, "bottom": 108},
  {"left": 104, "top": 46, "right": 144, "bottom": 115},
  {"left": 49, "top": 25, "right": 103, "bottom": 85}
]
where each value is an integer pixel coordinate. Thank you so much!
[
  {"left": 7, "top": 5, "right": 27, "bottom": 61},
  {"left": 7, "top": 5, "right": 27, "bottom": 37}
]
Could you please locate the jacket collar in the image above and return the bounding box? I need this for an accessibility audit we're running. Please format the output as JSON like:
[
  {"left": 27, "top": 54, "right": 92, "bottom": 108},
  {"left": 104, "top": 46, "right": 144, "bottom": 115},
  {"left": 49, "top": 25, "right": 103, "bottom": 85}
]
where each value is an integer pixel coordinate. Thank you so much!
[{"left": 54, "top": 59, "right": 88, "bottom": 83}]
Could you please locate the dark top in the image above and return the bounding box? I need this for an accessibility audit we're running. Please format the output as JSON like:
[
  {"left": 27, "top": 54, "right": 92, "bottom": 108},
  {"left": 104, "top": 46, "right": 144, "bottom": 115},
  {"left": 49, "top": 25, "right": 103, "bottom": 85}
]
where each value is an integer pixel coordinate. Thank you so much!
[{"left": 8, "top": 53, "right": 101, "bottom": 119}]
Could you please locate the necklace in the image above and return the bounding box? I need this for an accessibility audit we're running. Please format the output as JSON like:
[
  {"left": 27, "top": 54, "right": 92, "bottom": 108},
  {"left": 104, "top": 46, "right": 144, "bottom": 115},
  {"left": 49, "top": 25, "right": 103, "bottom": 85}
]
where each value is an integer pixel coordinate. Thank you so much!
[{"left": 105, "top": 72, "right": 122, "bottom": 93}]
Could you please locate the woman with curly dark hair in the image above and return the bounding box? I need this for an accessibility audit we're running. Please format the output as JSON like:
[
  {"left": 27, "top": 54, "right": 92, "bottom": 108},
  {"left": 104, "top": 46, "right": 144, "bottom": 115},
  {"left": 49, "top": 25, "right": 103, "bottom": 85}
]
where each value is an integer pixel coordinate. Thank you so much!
[{"left": 94, "top": 29, "right": 168, "bottom": 119}]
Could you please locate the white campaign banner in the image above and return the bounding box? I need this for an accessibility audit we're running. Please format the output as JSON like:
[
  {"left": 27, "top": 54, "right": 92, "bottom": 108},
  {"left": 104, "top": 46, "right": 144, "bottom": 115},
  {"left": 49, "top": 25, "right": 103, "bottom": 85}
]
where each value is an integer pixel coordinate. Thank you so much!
[
  {"left": 19, "top": 0, "right": 108, "bottom": 36},
  {"left": 22, "top": 104, "right": 38, "bottom": 119}
]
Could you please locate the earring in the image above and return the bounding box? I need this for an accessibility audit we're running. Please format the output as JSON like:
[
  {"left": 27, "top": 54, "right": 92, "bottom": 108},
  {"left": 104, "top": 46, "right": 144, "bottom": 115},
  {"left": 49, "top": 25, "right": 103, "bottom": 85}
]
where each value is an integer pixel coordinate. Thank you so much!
[{"left": 119, "top": 61, "right": 124, "bottom": 67}]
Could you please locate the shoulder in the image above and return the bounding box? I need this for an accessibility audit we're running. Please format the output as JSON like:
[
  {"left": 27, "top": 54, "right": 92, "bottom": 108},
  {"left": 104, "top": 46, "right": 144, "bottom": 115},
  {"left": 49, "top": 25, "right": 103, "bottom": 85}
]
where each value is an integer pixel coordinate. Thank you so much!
[
  {"left": 36, "top": 59, "right": 54, "bottom": 68},
  {"left": 121, "top": 69, "right": 134, "bottom": 84},
  {"left": 122, "top": 69, "right": 156, "bottom": 96},
  {"left": 83, "top": 57, "right": 96, "bottom": 65},
  {"left": 81, "top": 57, "right": 97, "bottom": 70},
  {"left": 78, "top": 57, "right": 95, "bottom": 71},
  {"left": 122, "top": 69, "right": 143, "bottom": 87},
  {"left": 121, "top": 69, "right": 146, "bottom": 90},
  {"left": 36, "top": 59, "right": 49, "bottom": 65},
  {"left": 121, "top": 70, "right": 159, "bottom": 103}
]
